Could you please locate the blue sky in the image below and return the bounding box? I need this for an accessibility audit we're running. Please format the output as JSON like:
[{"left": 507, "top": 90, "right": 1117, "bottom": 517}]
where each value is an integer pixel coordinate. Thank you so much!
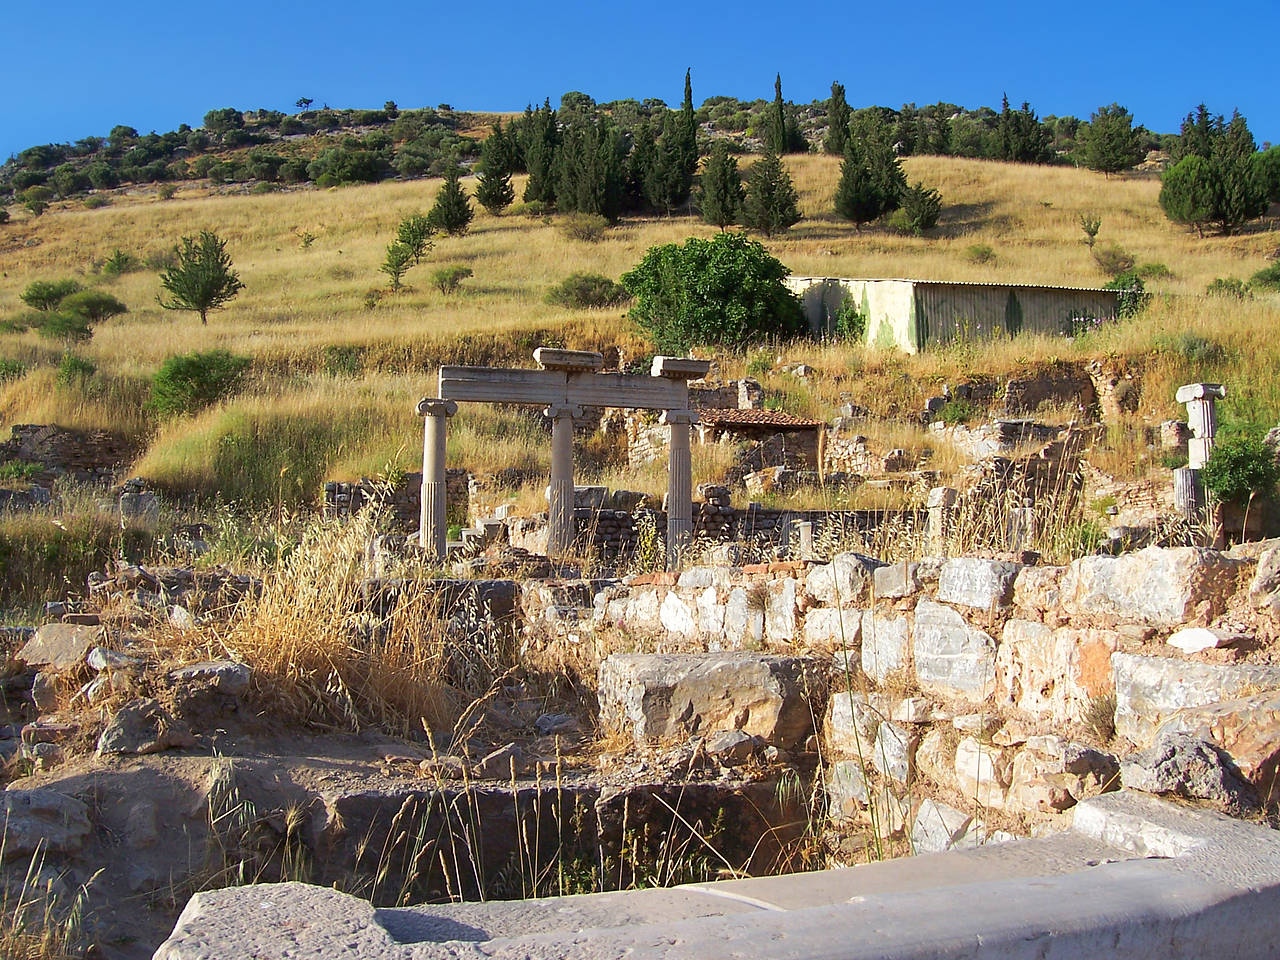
[{"left": 2, "top": 0, "right": 1276, "bottom": 159}]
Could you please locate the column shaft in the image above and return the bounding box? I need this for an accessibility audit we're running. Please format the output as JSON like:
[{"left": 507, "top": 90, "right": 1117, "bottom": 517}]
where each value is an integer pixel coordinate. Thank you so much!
[
  {"left": 665, "top": 413, "right": 694, "bottom": 566},
  {"left": 546, "top": 406, "right": 579, "bottom": 556},
  {"left": 417, "top": 399, "right": 456, "bottom": 558}
]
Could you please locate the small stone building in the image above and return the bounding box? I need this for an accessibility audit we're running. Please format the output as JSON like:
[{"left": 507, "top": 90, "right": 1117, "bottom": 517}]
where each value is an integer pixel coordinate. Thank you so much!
[
  {"left": 786, "top": 277, "right": 1121, "bottom": 354},
  {"left": 696, "top": 408, "right": 823, "bottom": 469}
]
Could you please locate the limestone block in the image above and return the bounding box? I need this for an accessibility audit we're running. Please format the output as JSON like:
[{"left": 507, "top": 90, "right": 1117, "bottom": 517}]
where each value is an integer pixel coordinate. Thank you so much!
[
  {"left": 1120, "top": 733, "right": 1255, "bottom": 813},
  {"left": 1156, "top": 690, "right": 1280, "bottom": 800},
  {"left": 913, "top": 599, "right": 997, "bottom": 701},
  {"left": 1061, "top": 546, "right": 1246, "bottom": 628},
  {"left": 826, "top": 759, "right": 870, "bottom": 820},
  {"left": 97, "top": 698, "right": 195, "bottom": 756},
  {"left": 997, "top": 620, "right": 1119, "bottom": 724},
  {"left": 1012, "top": 565, "right": 1066, "bottom": 616},
  {"left": 860, "top": 610, "right": 909, "bottom": 684},
  {"left": 1112, "top": 652, "right": 1280, "bottom": 747},
  {"left": 910, "top": 798, "right": 977, "bottom": 854},
  {"left": 801, "top": 607, "right": 861, "bottom": 650},
  {"left": 0, "top": 789, "right": 92, "bottom": 860},
  {"left": 1249, "top": 547, "right": 1280, "bottom": 605},
  {"left": 871, "top": 720, "right": 917, "bottom": 785},
  {"left": 169, "top": 661, "right": 251, "bottom": 696},
  {"left": 1005, "top": 738, "right": 1118, "bottom": 816},
  {"left": 891, "top": 697, "right": 932, "bottom": 724},
  {"left": 915, "top": 727, "right": 956, "bottom": 789},
  {"left": 824, "top": 690, "right": 887, "bottom": 757},
  {"left": 695, "top": 587, "right": 725, "bottom": 639},
  {"left": 676, "top": 567, "right": 733, "bottom": 591},
  {"left": 936, "top": 558, "right": 1021, "bottom": 611},
  {"left": 1166, "top": 627, "right": 1248, "bottom": 654},
  {"left": 18, "top": 623, "right": 102, "bottom": 671},
  {"left": 622, "top": 589, "right": 664, "bottom": 635},
  {"left": 31, "top": 672, "right": 59, "bottom": 713},
  {"left": 805, "top": 553, "right": 882, "bottom": 606},
  {"left": 871, "top": 787, "right": 909, "bottom": 839},
  {"left": 598, "top": 652, "right": 824, "bottom": 748},
  {"left": 722, "top": 588, "right": 764, "bottom": 650},
  {"left": 873, "top": 562, "right": 921, "bottom": 599},
  {"left": 766, "top": 578, "right": 798, "bottom": 644},
  {"left": 660, "top": 593, "right": 699, "bottom": 639},
  {"left": 954, "top": 736, "right": 1008, "bottom": 809}
]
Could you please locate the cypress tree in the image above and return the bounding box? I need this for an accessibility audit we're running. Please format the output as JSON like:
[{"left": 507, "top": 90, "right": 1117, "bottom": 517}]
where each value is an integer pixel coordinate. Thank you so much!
[
  {"left": 833, "top": 141, "right": 883, "bottom": 229},
  {"left": 742, "top": 151, "right": 800, "bottom": 236},
  {"left": 767, "top": 74, "right": 787, "bottom": 155},
  {"left": 698, "top": 142, "right": 745, "bottom": 230},
  {"left": 824, "top": 82, "right": 850, "bottom": 155},
  {"left": 679, "top": 69, "right": 697, "bottom": 173},
  {"left": 428, "top": 167, "right": 473, "bottom": 236},
  {"left": 625, "top": 119, "right": 657, "bottom": 212},
  {"left": 475, "top": 121, "right": 516, "bottom": 214},
  {"left": 1213, "top": 111, "right": 1268, "bottom": 235},
  {"left": 1159, "top": 155, "right": 1219, "bottom": 238},
  {"left": 648, "top": 112, "right": 694, "bottom": 214},
  {"left": 1080, "top": 103, "right": 1144, "bottom": 176},
  {"left": 521, "top": 99, "right": 559, "bottom": 205}
]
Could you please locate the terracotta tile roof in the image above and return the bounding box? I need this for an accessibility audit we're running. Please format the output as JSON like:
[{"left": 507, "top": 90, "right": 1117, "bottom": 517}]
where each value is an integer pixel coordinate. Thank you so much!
[{"left": 697, "top": 408, "right": 823, "bottom": 429}]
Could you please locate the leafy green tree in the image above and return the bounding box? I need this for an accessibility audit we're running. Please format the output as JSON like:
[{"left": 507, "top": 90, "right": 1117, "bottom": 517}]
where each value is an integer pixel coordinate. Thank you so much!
[
  {"left": 996, "top": 95, "right": 1052, "bottom": 163},
  {"left": 21, "top": 279, "right": 82, "bottom": 311},
  {"left": 1160, "top": 108, "right": 1267, "bottom": 236},
  {"left": 698, "top": 142, "right": 744, "bottom": 230},
  {"left": 395, "top": 213, "right": 435, "bottom": 263},
  {"left": 430, "top": 265, "right": 472, "bottom": 294},
  {"left": 202, "top": 107, "right": 244, "bottom": 136},
  {"left": 381, "top": 242, "right": 413, "bottom": 291},
  {"left": 824, "top": 82, "right": 850, "bottom": 155},
  {"left": 1080, "top": 104, "right": 1145, "bottom": 176},
  {"left": 1258, "top": 146, "right": 1280, "bottom": 204},
  {"left": 157, "top": 231, "right": 245, "bottom": 324},
  {"left": 1160, "top": 155, "right": 1220, "bottom": 238},
  {"left": 620, "top": 232, "right": 805, "bottom": 353},
  {"left": 428, "top": 168, "right": 474, "bottom": 235},
  {"left": 742, "top": 151, "right": 801, "bottom": 236}
]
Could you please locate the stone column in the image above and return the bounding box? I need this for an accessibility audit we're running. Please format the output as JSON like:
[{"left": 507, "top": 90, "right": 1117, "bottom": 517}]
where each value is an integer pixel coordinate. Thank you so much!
[
  {"left": 417, "top": 398, "right": 457, "bottom": 558},
  {"left": 926, "top": 486, "right": 958, "bottom": 556},
  {"left": 662, "top": 410, "right": 697, "bottom": 566},
  {"left": 797, "top": 520, "right": 815, "bottom": 561},
  {"left": 545, "top": 404, "right": 581, "bottom": 556},
  {"left": 1177, "top": 383, "right": 1226, "bottom": 470}
]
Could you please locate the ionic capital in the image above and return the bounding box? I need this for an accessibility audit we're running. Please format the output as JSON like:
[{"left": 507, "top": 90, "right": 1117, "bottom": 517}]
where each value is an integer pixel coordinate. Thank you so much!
[
  {"left": 543, "top": 404, "right": 584, "bottom": 420},
  {"left": 660, "top": 410, "right": 699, "bottom": 426},
  {"left": 416, "top": 397, "right": 458, "bottom": 418}
]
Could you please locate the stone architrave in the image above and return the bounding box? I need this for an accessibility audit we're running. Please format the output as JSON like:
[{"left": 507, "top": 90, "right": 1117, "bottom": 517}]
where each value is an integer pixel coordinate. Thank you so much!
[{"left": 420, "top": 350, "right": 710, "bottom": 563}]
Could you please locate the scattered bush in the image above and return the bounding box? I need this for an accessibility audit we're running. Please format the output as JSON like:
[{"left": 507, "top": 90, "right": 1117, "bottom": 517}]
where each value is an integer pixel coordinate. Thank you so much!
[
  {"left": 0, "top": 358, "right": 26, "bottom": 382},
  {"left": 1135, "top": 262, "right": 1173, "bottom": 280},
  {"left": 83, "top": 195, "right": 111, "bottom": 209},
  {"left": 395, "top": 214, "right": 435, "bottom": 264},
  {"left": 620, "top": 232, "right": 805, "bottom": 353},
  {"left": 509, "top": 201, "right": 549, "bottom": 218},
  {"left": 545, "top": 273, "right": 629, "bottom": 309},
  {"left": 1104, "top": 271, "right": 1151, "bottom": 318},
  {"left": 322, "top": 344, "right": 364, "bottom": 377},
  {"left": 1092, "top": 241, "right": 1135, "bottom": 277},
  {"left": 1154, "top": 332, "right": 1226, "bottom": 365},
  {"left": 965, "top": 243, "right": 996, "bottom": 264},
  {"left": 362, "top": 288, "right": 383, "bottom": 310},
  {"left": 898, "top": 181, "right": 942, "bottom": 235},
  {"left": 34, "top": 311, "right": 93, "bottom": 343},
  {"left": 1078, "top": 212, "right": 1102, "bottom": 248},
  {"left": 430, "top": 265, "right": 472, "bottom": 294},
  {"left": 381, "top": 242, "right": 413, "bottom": 291},
  {"left": 147, "top": 349, "right": 251, "bottom": 417},
  {"left": 936, "top": 399, "right": 978, "bottom": 425},
  {"left": 56, "top": 353, "right": 97, "bottom": 385},
  {"left": 1252, "top": 262, "right": 1280, "bottom": 292},
  {"left": 59, "top": 290, "right": 127, "bottom": 324},
  {"left": 20, "top": 279, "right": 82, "bottom": 311},
  {"left": 100, "top": 248, "right": 139, "bottom": 276},
  {"left": 559, "top": 213, "right": 609, "bottom": 243},
  {"left": 1203, "top": 433, "right": 1279, "bottom": 504},
  {"left": 834, "top": 295, "right": 867, "bottom": 342},
  {"left": 745, "top": 349, "right": 773, "bottom": 379},
  {"left": 1206, "top": 277, "right": 1250, "bottom": 299}
]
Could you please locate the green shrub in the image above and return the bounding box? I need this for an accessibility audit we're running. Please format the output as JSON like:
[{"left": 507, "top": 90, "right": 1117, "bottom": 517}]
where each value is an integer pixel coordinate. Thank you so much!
[
  {"left": 884, "top": 209, "right": 913, "bottom": 235},
  {"left": 545, "top": 273, "right": 630, "bottom": 309},
  {"left": 898, "top": 181, "right": 942, "bottom": 235},
  {"left": 509, "top": 201, "right": 549, "bottom": 218},
  {"left": 1135, "top": 262, "right": 1173, "bottom": 280},
  {"left": 1203, "top": 433, "right": 1279, "bottom": 504},
  {"left": 0, "top": 461, "right": 42, "bottom": 483},
  {"left": 148, "top": 349, "right": 251, "bottom": 417},
  {"left": 0, "top": 209, "right": 9, "bottom": 226},
  {"left": 59, "top": 289, "right": 127, "bottom": 323},
  {"left": 20, "top": 279, "right": 82, "bottom": 311},
  {"left": 559, "top": 213, "right": 609, "bottom": 242},
  {"left": 430, "top": 265, "right": 472, "bottom": 294},
  {"left": 1252, "top": 262, "right": 1280, "bottom": 292},
  {"left": 1154, "top": 332, "right": 1226, "bottom": 365},
  {"left": 0, "top": 357, "right": 27, "bottom": 382},
  {"left": 620, "top": 232, "right": 805, "bottom": 353},
  {"left": 83, "top": 194, "right": 111, "bottom": 209},
  {"left": 1092, "top": 241, "right": 1135, "bottom": 277},
  {"left": 965, "top": 243, "right": 996, "bottom": 264},
  {"left": 1104, "top": 271, "right": 1151, "bottom": 318},
  {"left": 936, "top": 399, "right": 978, "bottom": 425},
  {"left": 834, "top": 295, "right": 867, "bottom": 342},
  {"left": 56, "top": 353, "right": 97, "bottom": 385},
  {"left": 1206, "top": 277, "right": 1250, "bottom": 299},
  {"left": 322, "top": 344, "right": 365, "bottom": 377},
  {"left": 35, "top": 311, "right": 93, "bottom": 342},
  {"left": 100, "top": 248, "right": 139, "bottom": 276},
  {"left": 745, "top": 349, "right": 773, "bottom": 378}
]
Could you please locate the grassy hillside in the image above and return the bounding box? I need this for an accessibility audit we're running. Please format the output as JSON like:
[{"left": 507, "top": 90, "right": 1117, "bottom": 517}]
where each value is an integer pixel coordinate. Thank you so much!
[{"left": 1, "top": 155, "right": 1277, "bottom": 505}]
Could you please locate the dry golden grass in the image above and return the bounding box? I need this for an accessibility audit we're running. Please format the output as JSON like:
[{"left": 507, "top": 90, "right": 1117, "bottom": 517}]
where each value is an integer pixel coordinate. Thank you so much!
[{"left": 2, "top": 154, "right": 1277, "bottom": 501}]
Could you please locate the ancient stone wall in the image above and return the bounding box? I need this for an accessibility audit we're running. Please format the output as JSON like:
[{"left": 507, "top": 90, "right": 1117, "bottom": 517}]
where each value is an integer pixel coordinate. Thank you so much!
[
  {"left": 323, "top": 469, "right": 470, "bottom": 529},
  {"left": 0, "top": 424, "right": 137, "bottom": 487}
]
